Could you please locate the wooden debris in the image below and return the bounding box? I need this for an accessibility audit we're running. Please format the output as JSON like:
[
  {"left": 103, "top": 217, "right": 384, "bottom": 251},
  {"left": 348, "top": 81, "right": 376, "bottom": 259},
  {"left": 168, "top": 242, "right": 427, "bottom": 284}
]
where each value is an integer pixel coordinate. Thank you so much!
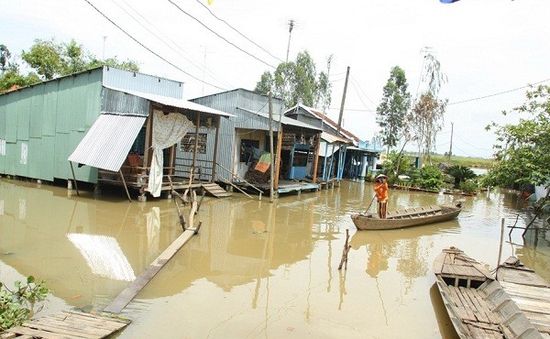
[{"left": 338, "top": 229, "right": 351, "bottom": 270}]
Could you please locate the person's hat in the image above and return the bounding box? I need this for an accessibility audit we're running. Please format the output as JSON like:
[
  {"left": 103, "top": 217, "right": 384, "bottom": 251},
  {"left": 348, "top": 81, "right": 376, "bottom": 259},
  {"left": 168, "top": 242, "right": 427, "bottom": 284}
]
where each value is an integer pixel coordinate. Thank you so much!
[{"left": 375, "top": 174, "right": 388, "bottom": 180}]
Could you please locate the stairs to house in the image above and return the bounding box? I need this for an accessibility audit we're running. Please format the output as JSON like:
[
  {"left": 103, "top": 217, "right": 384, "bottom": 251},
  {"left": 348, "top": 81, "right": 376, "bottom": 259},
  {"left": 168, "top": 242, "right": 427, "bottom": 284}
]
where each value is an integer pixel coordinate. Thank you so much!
[{"left": 202, "top": 183, "right": 232, "bottom": 198}]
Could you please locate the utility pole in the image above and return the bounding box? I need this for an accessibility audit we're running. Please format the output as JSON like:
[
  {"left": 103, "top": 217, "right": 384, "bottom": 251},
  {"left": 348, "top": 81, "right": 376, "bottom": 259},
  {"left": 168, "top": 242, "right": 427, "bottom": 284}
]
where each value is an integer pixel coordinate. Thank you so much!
[
  {"left": 102, "top": 36, "right": 107, "bottom": 59},
  {"left": 337, "top": 66, "right": 350, "bottom": 133},
  {"left": 448, "top": 122, "right": 454, "bottom": 160},
  {"left": 268, "top": 92, "right": 275, "bottom": 203},
  {"left": 286, "top": 20, "right": 295, "bottom": 63}
]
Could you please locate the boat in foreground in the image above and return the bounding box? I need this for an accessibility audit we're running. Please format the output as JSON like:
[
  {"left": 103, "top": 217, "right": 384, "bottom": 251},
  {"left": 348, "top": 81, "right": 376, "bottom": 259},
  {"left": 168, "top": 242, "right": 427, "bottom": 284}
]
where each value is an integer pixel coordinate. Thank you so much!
[
  {"left": 433, "top": 247, "right": 543, "bottom": 339},
  {"left": 351, "top": 203, "right": 462, "bottom": 230}
]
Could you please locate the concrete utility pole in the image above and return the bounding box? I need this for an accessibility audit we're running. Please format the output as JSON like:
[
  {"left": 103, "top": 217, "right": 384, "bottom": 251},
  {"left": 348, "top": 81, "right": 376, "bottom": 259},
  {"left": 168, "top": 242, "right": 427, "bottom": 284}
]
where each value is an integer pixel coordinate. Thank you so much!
[
  {"left": 286, "top": 20, "right": 295, "bottom": 63},
  {"left": 337, "top": 66, "right": 350, "bottom": 133},
  {"left": 448, "top": 122, "right": 454, "bottom": 160},
  {"left": 268, "top": 92, "right": 275, "bottom": 202}
]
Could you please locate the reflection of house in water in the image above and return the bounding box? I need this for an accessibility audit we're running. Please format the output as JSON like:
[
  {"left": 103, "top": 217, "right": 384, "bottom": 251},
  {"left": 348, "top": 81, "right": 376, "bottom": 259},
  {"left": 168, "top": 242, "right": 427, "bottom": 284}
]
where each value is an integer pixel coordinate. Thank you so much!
[{"left": 0, "top": 180, "right": 182, "bottom": 307}]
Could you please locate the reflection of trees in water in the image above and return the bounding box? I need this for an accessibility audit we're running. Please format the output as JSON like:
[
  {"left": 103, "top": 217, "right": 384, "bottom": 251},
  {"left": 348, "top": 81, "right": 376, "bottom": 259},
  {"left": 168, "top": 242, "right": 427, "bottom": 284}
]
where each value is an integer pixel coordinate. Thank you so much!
[
  {"left": 395, "top": 239, "right": 431, "bottom": 292},
  {"left": 513, "top": 228, "right": 550, "bottom": 281}
]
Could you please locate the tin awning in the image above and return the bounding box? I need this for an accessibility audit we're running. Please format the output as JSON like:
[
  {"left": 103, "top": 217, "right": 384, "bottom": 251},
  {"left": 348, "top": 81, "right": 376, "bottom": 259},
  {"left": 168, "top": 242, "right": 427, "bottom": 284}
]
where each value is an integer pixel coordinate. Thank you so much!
[{"left": 68, "top": 113, "right": 146, "bottom": 172}]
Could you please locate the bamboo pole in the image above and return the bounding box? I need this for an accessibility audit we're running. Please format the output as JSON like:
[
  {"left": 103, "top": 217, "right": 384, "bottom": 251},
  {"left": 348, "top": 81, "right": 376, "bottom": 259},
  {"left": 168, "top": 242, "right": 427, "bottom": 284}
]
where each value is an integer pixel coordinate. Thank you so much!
[
  {"left": 189, "top": 112, "right": 201, "bottom": 188},
  {"left": 497, "top": 218, "right": 505, "bottom": 268},
  {"left": 338, "top": 229, "right": 351, "bottom": 270},
  {"left": 69, "top": 162, "right": 80, "bottom": 196},
  {"left": 268, "top": 93, "right": 275, "bottom": 203},
  {"left": 211, "top": 116, "right": 220, "bottom": 182},
  {"left": 119, "top": 170, "right": 132, "bottom": 202},
  {"left": 312, "top": 132, "right": 321, "bottom": 184}
]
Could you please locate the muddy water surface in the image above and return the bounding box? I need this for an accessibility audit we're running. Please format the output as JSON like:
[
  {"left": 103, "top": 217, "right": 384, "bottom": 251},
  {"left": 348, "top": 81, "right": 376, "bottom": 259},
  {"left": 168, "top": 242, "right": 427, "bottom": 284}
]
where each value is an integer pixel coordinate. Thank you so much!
[{"left": 1, "top": 179, "right": 549, "bottom": 338}]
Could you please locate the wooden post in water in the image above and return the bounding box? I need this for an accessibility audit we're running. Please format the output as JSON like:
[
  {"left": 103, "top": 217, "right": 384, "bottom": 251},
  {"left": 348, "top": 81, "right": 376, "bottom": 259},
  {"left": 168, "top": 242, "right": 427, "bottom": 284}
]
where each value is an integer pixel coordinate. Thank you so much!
[
  {"left": 497, "top": 218, "right": 505, "bottom": 268},
  {"left": 268, "top": 93, "right": 275, "bottom": 203},
  {"left": 338, "top": 229, "right": 351, "bottom": 270}
]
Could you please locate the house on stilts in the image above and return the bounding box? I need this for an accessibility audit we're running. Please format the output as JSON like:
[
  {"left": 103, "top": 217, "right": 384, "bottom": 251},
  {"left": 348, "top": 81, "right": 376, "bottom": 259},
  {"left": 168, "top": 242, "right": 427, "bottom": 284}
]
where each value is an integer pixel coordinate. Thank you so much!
[
  {"left": 190, "top": 89, "right": 323, "bottom": 196},
  {"left": 284, "top": 104, "right": 382, "bottom": 183},
  {"left": 0, "top": 66, "right": 234, "bottom": 201}
]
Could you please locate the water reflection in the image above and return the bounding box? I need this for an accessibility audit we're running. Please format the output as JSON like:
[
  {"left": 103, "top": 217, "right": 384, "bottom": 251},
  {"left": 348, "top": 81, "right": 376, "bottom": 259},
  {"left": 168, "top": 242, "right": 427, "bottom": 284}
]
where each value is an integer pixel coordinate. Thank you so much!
[{"left": 1, "top": 179, "right": 549, "bottom": 339}]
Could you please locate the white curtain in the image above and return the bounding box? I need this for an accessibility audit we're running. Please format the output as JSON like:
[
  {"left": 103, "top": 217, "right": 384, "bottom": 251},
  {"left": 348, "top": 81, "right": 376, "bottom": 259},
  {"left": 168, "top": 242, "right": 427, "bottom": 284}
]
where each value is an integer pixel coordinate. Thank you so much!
[{"left": 146, "top": 110, "right": 195, "bottom": 197}]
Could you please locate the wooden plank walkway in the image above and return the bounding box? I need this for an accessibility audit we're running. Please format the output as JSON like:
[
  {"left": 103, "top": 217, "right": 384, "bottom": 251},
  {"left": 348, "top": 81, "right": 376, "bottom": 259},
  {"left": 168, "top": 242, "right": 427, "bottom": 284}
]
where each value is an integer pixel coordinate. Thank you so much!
[
  {"left": 498, "top": 257, "right": 550, "bottom": 337},
  {"left": 104, "top": 229, "right": 198, "bottom": 314},
  {"left": 1, "top": 311, "right": 130, "bottom": 339},
  {"left": 202, "top": 183, "right": 232, "bottom": 198}
]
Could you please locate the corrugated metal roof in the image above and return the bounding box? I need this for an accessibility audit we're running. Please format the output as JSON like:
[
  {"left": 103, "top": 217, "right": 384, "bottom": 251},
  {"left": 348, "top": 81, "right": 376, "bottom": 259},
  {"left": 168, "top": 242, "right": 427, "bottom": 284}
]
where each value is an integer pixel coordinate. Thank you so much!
[
  {"left": 103, "top": 85, "right": 234, "bottom": 117},
  {"left": 237, "top": 107, "right": 321, "bottom": 131},
  {"left": 68, "top": 114, "right": 146, "bottom": 172},
  {"left": 321, "top": 132, "right": 351, "bottom": 144}
]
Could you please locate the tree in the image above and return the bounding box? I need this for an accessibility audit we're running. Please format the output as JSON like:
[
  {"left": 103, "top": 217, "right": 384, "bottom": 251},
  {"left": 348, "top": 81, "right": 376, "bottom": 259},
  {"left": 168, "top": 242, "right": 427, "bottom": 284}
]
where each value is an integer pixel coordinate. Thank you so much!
[
  {"left": 486, "top": 85, "right": 550, "bottom": 188},
  {"left": 410, "top": 93, "right": 447, "bottom": 164},
  {"left": 0, "top": 44, "right": 10, "bottom": 71},
  {"left": 1, "top": 39, "right": 139, "bottom": 92},
  {"left": 376, "top": 66, "right": 411, "bottom": 150},
  {"left": 409, "top": 50, "right": 448, "bottom": 163},
  {"left": 447, "top": 165, "right": 476, "bottom": 188},
  {"left": 255, "top": 50, "right": 331, "bottom": 108}
]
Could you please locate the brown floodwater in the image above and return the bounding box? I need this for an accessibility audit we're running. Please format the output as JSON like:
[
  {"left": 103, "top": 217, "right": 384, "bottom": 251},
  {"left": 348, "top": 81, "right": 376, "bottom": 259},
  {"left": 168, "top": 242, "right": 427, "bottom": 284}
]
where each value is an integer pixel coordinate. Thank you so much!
[{"left": 0, "top": 178, "right": 549, "bottom": 338}]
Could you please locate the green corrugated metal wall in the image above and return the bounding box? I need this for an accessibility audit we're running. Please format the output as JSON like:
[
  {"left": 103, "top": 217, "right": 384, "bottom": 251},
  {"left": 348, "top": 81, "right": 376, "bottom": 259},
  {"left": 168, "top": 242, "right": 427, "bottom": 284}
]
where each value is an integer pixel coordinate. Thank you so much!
[{"left": 0, "top": 69, "right": 102, "bottom": 183}]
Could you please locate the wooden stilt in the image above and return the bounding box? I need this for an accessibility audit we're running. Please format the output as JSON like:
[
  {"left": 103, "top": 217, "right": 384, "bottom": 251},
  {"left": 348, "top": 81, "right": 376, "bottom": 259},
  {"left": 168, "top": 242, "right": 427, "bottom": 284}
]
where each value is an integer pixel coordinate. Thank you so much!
[
  {"left": 69, "top": 162, "right": 80, "bottom": 196},
  {"left": 119, "top": 170, "right": 132, "bottom": 202},
  {"left": 211, "top": 116, "right": 220, "bottom": 182},
  {"left": 312, "top": 132, "right": 321, "bottom": 183}
]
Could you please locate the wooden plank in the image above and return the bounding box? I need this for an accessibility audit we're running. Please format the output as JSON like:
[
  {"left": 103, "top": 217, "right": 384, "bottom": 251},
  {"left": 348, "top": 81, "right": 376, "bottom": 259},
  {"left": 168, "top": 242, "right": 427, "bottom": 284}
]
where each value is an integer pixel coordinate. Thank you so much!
[
  {"left": 52, "top": 313, "right": 129, "bottom": 329},
  {"left": 498, "top": 267, "right": 549, "bottom": 287},
  {"left": 459, "top": 287, "right": 490, "bottom": 323},
  {"left": 104, "top": 229, "right": 197, "bottom": 313},
  {"left": 448, "top": 286, "right": 477, "bottom": 321},
  {"left": 501, "top": 282, "right": 550, "bottom": 300},
  {"left": 40, "top": 314, "right": 125, "bottom": 333},
  {"left": 5, "top": 326, "right": 67, "bottom": 339},
  {"left": 21, "top": 321, "right": 100, "bottom": 338}
]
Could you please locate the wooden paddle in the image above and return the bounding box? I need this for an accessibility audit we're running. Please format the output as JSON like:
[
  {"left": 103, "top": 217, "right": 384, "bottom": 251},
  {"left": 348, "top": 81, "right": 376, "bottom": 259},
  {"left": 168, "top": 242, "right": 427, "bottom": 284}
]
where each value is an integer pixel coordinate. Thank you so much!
[{"left": 364, "top": 194, "right": 376, "bottom": 214}]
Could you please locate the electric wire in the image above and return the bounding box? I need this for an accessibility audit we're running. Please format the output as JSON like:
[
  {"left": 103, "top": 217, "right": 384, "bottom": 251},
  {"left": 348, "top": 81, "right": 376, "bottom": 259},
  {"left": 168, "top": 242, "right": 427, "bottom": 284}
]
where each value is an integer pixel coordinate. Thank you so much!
[
  {"left": 110, "top": 0, "right": 232, "bottom": 89},
  {"left": 82, "top": 0, "right": 226, "bottom": 90},
  {"left": 193, "top": 0, "right": 283, "bottom": 63},
  {"left": 448, "top": 78, "right": 550, "bottom": 106},
  {"left": 167, "top": 0, "right": 276, "bottom": 69}
]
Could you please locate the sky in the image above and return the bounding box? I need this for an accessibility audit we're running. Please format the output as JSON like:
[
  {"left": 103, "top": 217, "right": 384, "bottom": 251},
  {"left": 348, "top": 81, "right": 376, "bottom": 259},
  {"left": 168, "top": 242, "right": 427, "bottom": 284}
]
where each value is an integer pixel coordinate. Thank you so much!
[{"left": 2, "top": 0, "right": 549, "bottom": 158}]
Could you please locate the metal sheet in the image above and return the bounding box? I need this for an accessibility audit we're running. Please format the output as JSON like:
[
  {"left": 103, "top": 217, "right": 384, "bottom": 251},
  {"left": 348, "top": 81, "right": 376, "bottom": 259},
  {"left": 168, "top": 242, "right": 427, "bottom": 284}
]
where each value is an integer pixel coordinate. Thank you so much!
[
  {"left": 103, "top": 85, "right": 234, "bottom": 118},
  {"left": 321, "top": 132, "right": 351, "bottom": 144},
  {"left": 68, "top": 114, "right": 146, "bottom": 172}
]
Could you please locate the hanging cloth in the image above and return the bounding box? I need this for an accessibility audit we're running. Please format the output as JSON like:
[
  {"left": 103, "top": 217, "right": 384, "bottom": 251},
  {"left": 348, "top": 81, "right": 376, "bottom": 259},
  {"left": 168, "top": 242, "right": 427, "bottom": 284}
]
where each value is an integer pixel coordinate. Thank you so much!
[{"left": 146, "top": 110, "right": 195, "bottom": 197}]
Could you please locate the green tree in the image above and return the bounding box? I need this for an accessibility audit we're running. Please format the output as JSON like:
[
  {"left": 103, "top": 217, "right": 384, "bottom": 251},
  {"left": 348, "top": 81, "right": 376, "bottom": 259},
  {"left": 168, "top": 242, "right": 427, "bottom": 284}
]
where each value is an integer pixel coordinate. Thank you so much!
[
  {"left": 255, "top": 50, "right": 331, "bottom": 108},
  {"left": 1, "top": 39, "right": 139, "bottom": 92},
  {"left": 376, "top": 66, "right": 411, "bottom": 150},
  {"left": 486, "top": 85, "right": 550, "bottom": 188},
  {"left": 446, "top": 165, "right": 476, "bottom": 188},
  {"left": 413, "top": 165, "right": 444, "bottom": 190},
  {"left": 382, "top": 151, "right": 412, "bottom": 184}
]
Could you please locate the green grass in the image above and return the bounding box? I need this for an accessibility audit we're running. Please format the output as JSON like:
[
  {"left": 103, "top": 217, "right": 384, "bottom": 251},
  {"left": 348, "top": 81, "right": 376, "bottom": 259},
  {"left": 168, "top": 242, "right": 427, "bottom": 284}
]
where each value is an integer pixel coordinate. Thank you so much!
[{"left": 403, "top": 153, "right": 494, "bottom": 169}]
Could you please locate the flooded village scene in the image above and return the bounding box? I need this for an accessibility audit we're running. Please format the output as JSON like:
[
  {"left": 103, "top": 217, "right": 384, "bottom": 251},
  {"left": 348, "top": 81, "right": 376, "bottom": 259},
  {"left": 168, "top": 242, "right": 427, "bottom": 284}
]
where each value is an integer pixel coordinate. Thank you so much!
[{"left": 1, "top": 1, "right": 549, "bottom": 339}]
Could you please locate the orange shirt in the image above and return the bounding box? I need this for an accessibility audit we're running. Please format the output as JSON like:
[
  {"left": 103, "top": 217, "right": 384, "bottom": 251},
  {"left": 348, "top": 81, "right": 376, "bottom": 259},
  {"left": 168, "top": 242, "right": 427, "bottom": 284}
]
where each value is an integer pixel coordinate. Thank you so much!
[{"left": 374, "top": 181, "right": 388, "bottom": 202}]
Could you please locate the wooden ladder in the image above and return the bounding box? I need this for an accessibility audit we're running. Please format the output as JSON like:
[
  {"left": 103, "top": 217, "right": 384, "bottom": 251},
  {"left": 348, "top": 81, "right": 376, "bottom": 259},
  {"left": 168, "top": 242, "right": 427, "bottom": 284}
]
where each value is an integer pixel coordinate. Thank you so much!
[{"left": 202, "top": 183, "right": 232, "bottom": 198}]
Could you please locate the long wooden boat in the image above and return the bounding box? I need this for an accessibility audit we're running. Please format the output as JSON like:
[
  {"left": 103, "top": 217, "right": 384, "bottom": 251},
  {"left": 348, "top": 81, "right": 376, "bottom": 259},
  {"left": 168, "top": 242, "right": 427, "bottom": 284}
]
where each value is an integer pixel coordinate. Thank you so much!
[
  {"left": 350, "top": 203, "right": 462, "bottom": 230},
  {"left": 433, "top": 247, "right": 543, "bottom": 339},
  {"left": 497, "top": 257, "right": 550, "bottom": 337}
]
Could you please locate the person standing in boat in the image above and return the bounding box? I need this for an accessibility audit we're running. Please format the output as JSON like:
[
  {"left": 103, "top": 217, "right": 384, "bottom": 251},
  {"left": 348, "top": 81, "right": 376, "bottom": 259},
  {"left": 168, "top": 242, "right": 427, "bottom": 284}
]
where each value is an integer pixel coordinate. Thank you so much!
[{"left": 374, "top": 174, "right": 389, "bottom": 218}]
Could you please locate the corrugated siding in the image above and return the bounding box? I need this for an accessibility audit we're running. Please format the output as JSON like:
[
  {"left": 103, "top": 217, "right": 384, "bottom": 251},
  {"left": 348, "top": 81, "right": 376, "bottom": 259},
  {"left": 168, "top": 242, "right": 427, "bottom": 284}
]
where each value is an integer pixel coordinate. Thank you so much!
[
  {"left": 185, "top": 89, "right": 285, "bottom": 181},
  {"left": 102, "top": 67, "right": 183, "bottom": 99},
  {"left": 101, "top": 88, "right": 150, "bottom": 116},
  {"left": 0, "top": 69, "right": 103, "bottom": 182},
  {"left": 68, "top": 114, "right": 146, "bottom": 172}
]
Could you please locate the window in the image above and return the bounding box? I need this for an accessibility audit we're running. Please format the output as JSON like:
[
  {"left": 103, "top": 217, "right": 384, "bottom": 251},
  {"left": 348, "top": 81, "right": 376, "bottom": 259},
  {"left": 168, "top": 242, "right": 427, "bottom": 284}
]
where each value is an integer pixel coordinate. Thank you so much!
[
  {"left": 293, "top": 150, "right": 309, "bottom": 167},
  {"left": 180, "top": 133, "right": 207, "bottom": 154},
  {"left": 240, "top": 139, "right": 259, "bottom": 163}
]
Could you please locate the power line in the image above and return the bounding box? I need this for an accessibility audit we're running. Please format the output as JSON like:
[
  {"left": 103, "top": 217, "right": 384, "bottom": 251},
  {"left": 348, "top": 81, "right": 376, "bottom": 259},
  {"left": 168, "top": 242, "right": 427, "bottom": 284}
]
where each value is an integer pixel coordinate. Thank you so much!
[
  {"left": 448, "top": 77, "right": 550, "bottom": 106},
  {"left": 350, "top": 80, "right": 375, "bottom": 112},
  {"left": 82, "top": 0, "right": 226, "bottom": 90},
  {"left": 167, "top": 0, "right": 276, "bottom": 69},
  {"left": 193, "top": 0, "right": 283, "bottom": 63},
  {"left": 111, "top": 0, "right": 232, "bottom": 88},
  {"left": 350, "top": 75, "right": 376, "bottom": 106}
]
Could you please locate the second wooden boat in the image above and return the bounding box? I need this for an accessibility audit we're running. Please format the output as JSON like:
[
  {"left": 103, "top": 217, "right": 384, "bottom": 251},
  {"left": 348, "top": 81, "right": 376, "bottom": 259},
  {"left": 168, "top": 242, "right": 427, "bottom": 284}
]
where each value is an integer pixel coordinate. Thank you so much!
[
  {"left": 351, "top": 202, "right": 462, "bottom": 230},
  {"left": 433, "top": 247, "right": 542, "bottom": 339}
]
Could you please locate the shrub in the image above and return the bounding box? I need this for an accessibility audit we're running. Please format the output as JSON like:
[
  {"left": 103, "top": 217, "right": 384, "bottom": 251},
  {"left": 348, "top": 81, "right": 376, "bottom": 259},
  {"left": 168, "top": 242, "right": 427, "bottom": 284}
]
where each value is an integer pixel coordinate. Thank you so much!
[
  {"left": 414, "top": 165, "right": 444, "bottom": 190},
  {"left": 0, "top": 276, "right": 49, "bottom": 331},
  {"left": 460, "top": 179, "right": 478, "bottom": 194},
  {"left": 446, "top": 165, "right": 476, "bottom": 188}
]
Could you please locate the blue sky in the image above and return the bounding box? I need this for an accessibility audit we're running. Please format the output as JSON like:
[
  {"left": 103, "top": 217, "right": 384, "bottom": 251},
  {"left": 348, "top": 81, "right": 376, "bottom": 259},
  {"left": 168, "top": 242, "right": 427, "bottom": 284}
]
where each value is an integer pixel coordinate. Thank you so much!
[{"left": 2, "top": 0, "right": 549, "bottom": 158}]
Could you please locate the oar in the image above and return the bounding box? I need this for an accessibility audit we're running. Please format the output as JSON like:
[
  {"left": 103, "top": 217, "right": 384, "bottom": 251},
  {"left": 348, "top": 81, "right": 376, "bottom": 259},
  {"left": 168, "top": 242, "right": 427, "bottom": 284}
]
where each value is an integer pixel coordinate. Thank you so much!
[{"left": 364, "top": 194, "right": 376, "bottom": 214}]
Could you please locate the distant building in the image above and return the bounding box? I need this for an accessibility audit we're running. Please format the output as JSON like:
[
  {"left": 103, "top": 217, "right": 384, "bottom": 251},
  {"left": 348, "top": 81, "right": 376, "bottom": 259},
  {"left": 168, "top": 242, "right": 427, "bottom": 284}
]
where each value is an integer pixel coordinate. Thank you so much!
[{"left": 284, "top": 104, "right": 382, "bottom": 181}]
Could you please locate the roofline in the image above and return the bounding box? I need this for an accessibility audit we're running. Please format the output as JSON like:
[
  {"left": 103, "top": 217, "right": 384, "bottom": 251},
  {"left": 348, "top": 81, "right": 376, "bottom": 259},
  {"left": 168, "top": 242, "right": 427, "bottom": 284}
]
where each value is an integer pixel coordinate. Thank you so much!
[
  {"left": 191, "top": 88, "right": 284, "bottom": 102},
  {"left": 0, "top": 66, "right": 184, "bottom": 97}
]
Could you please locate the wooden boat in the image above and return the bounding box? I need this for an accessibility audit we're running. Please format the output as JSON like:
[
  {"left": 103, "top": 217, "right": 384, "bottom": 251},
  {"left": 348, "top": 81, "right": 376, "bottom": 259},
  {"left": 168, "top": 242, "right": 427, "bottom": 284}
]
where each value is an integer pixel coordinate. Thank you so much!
[
  {"left": 497, "top": 257, "right": 550, "bottom": 337},
  {"left": 433, "top": 247, "right": 543, "bottom": 339},
  {"left": 351, "top": 203, "right": 462, "bottom": 230}
]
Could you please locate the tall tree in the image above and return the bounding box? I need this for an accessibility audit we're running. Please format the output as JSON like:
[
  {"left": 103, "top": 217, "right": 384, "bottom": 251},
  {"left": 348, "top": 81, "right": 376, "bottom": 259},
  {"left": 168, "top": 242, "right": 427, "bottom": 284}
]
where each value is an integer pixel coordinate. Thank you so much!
[
  {"left": 0, "top": 44, "right": 11, "bottom": 71},
  {"left": 410, "top": 49, "right": 448, "bottom": 162},
  {"left": 376, "top": 66, "right": 411, "bottom": 150},
  {"left": 255, "top": 50, "right": 331, "bottom": 108}
]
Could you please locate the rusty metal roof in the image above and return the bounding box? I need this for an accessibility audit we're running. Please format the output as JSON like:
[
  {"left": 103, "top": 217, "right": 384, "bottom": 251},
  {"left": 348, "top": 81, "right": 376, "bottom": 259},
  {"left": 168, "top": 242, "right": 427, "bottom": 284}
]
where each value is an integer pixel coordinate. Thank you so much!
[{"left": 68, "top": 113, "right": 146, "bottom": 172}]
